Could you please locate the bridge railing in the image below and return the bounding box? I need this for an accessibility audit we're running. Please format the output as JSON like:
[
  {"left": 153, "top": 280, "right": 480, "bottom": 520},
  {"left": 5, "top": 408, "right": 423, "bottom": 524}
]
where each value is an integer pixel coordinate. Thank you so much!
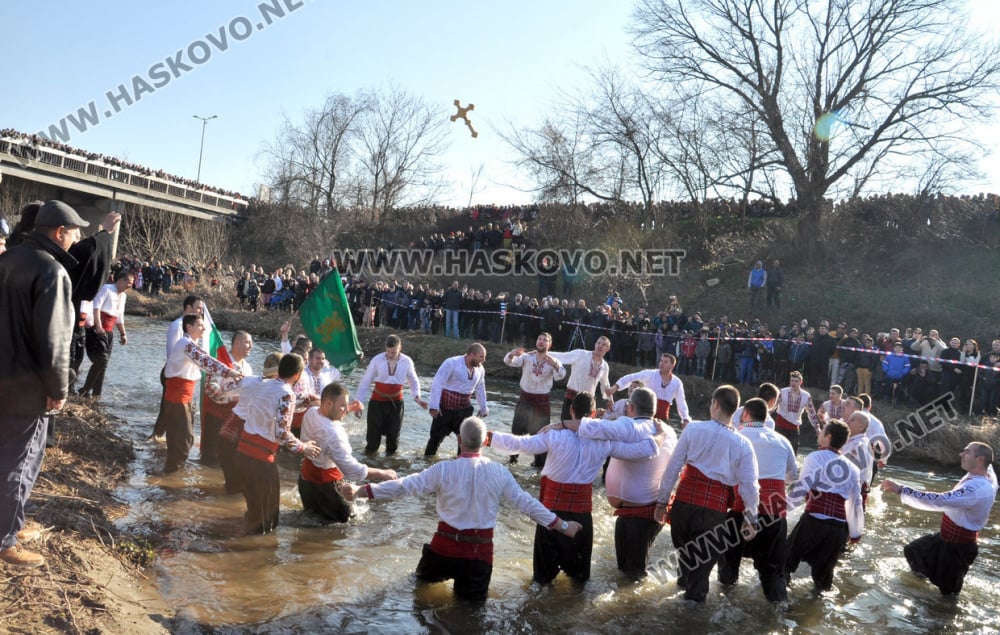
[{"left": 0, "top": 138, "right": 247, "bottom": 215}]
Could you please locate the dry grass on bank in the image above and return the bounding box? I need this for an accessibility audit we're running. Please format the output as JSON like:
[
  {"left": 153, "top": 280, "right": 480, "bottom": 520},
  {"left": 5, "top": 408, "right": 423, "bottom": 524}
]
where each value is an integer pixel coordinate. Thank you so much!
[{"left": 0, "top": 401, "right": 170, "bottom": 635}]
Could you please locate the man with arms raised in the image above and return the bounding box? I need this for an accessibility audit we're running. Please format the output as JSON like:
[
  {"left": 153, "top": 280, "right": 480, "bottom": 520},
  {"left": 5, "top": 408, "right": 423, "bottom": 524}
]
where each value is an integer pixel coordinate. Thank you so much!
[
  {"left": 655, "top": 385, "right": 760, "bottom": 602},
  {"left": 549, "top": 336, "right": 612, "bottom": 420},
  {"left": 485, "top": 391, "right": 669, "bottom": 584},
  {"left": 342, "top": 417, "right": 582, "bottom": 601},
  {"left": 503, "top": 333, "right": 566, "bottom": 466},
  {"left": 607, "top": 352, "right": 691, "bottom": 426},
  {"left": 566, "top": 387, "right": 679, "bottom": 580},
  {"left": 355, "top": 334, "right": 425, "bottom": 455},
  {"left": 882, "top": 442, "right": 998, "bottom": 596}
]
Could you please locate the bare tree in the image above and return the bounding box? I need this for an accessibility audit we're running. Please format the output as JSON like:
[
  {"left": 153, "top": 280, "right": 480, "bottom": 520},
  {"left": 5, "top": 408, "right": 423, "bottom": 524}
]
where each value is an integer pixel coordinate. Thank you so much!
[
  {"left": 354, "top": 85, "right": 450, "bottom": 224},
  {"left": 634, "top": 0, "right": 1000, "bottom": 253},
  {"left": 261, "top": 93, "right": 368, "bottom": 218}
]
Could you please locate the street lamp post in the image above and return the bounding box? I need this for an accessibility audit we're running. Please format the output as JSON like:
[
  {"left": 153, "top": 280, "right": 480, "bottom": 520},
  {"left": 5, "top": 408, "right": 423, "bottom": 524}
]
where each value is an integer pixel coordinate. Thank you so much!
[{"left": 193, "top": 114, "right": 218, "bottom": 183}]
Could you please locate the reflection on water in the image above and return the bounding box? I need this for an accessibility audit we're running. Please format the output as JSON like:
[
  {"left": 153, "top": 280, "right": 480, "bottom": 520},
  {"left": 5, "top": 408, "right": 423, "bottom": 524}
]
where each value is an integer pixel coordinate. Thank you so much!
[{"left": 93, "top": 317, "right": 1000, "bottom": 634}]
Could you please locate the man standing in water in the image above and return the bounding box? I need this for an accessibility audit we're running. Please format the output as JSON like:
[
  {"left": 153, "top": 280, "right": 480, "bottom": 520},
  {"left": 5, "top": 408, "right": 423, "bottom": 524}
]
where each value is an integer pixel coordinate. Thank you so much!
[
  {"left": 882, "top": 442, "right": 998, "bottom": 595},
  {"left": 424, "top": 344, "right": 488, "bottom": 456},
  {"left": 355, "top": 334, "right": 425, "bottom": 455},
  {"left": 607, "top": 353, "right": 691, "bottom": 426},
  {"left": 504, "top": 333, "right": 565, "bottom": 466},
  {"left": 549, "top": 336, "right": 612, "bottom": 421},
  {"left": 342, "top": 417, "right": 582, "bottom": 601}
]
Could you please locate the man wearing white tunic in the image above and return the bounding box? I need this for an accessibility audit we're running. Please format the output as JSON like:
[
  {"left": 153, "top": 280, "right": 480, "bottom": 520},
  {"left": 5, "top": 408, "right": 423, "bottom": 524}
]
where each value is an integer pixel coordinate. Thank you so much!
[
  {"left": 79, "top": 271, "right": 132, "bottom": 399},
  {"left": 549, "top": 336, "right": 612, "bottom": 420},
  {"left": 504, "top": 333, "right": 566, "bottom": 467},
  {"left": 424, "top": 344, "right": 488, "bottom": 456},
  {"left": 720, "top": 398, "right": 798, "bottom": 602},
  {"left": 773, "top": 371, "right": 820, "bottom": 454},
  {"left": 564, "top": 387, "right": 679, "bottom": 580},
  {"left": 841, "top": 408, "right": 874, "bottom": 509},
  {"left": 356, "top": 335, "right": 425, "bottom": 455},
  {"left": 342, "top": 417, "right": 582, "bottom": 601},
  {"left": 654, "top": 385, "right": 760, "bottom": 602},
  {"left": 607, "top": 353, "right": 691, "bottom": 425},
  {"left": 299, "top": 383, "right": 397, "bottom": 522},
  {"left": 882, "top": 442, "right": 998, "bottom": 595},
  {"left": 486, "top": 391, "right": 667, "bottom": 584},
  {"left": 784, "top": 420, "right": 863, "bottom": 593}
]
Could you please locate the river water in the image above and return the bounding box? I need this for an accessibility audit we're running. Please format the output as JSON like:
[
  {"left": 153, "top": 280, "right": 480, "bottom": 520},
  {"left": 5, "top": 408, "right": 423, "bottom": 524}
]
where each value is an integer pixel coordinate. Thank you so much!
[{"left": 92, "top": 317, "right": 999, "bottom": 634}]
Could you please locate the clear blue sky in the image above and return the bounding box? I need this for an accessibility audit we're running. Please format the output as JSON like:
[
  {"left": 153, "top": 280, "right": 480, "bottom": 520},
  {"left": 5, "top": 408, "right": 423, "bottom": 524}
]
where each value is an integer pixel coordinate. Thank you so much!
[{"left": 3, "top": 1, "right": 998, "bottom": 205}]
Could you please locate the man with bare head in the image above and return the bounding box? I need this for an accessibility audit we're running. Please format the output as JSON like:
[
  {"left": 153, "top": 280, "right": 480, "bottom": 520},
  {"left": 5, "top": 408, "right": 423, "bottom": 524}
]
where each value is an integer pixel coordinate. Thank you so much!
[
  {"left": 550, "top": 336, "right": 612, "bottom": 421},
  {"left": 424, "top": 344, "right": 489, "bottom": 456},
  {"left": 356, "top": 334, "right": 425, "bottom": 454},
  {"left": 504, "top": 333, "right": 566, "bottom": 466}
]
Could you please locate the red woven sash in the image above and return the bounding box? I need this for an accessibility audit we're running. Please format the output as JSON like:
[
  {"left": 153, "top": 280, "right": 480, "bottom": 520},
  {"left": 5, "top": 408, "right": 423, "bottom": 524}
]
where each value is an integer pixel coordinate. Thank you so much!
[
  {"left": 733, "top": 479, "right": 786, "bottom": 517},
  {"left": 440, "top": 389, "right": 472, "bottom": 411},
  {"left": 655, "top": 399, "right": 672, "bottom": 420},
  {"left": 164, "top": 378, "right": 196, "bottom": 404},
  {"left": 99, "top": 314, "right": 118, "bottom": 331},
  {"left": 520, "top": 391, "right": 550, "bottom": 405},
  {"left": 372, "top": 381, "right": 404, "bottom": 402},
  {"left": 941, "top": 514, "right": 978, "bottom": 544},
  {"left": 612, "top": 502, "right": 657, "bottom": 520},
  {"left": 291, "top": 410, "right": 305, "bottom": 432},
  {"left": 774, "top": 413, "right": 798, "bottom": 431},
  {"left": 236, "top": 432, "right": 279, "bottom": 463},
  {"left": 430, "top": 521, "right": 494, "bottom": 563},
  {"left": 674, "top": 464, "right": 734, "bottom": 513},
  {"left": 301, "top": 458, "right": 344, "bottom": 484},
  {"left": 805, "top": 490, "right": 846, "bottom": 520},
  {"left": 539, "top": 475, "right": 592, "bottom": 513},
  {"left": 219, "top": 414, "right": 245, "bottom": 444}
]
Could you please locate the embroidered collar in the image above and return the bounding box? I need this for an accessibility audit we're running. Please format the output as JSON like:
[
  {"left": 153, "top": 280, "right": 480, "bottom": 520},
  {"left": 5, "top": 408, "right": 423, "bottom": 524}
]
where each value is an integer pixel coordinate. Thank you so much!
[{"left": 460, "top": 452, "right": 481, "bottom": 458}]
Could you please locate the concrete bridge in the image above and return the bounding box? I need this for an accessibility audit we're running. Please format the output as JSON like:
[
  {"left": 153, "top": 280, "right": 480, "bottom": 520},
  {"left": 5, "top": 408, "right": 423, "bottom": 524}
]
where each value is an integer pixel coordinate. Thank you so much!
[{"left": 0, "top": 136, "right": 247, "bottom": 222}]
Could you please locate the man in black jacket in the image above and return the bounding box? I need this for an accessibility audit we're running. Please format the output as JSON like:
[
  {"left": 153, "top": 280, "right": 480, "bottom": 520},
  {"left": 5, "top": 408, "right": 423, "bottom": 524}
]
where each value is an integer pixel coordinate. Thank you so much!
[{"left": 0, "top": 200, "right": 87, "bottom": 568}]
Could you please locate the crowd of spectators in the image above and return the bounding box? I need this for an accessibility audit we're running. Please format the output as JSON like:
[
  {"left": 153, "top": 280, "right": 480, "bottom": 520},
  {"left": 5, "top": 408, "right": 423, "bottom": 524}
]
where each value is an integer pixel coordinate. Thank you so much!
[
  {"left": 330, "top": 275, "right": 999, "bottom": 417},
  {"left": 1, "top": 128, "right": 246, "bottom": 200}
]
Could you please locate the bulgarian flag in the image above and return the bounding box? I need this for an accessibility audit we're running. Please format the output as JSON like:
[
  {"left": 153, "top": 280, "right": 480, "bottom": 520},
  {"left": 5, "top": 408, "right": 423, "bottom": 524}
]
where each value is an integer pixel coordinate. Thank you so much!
[
  {"left": 200, "top": 305, "right": 232, "bottom": 423},
  {"left": 299, "top": 268, "right": 362, "bottom": 372}
]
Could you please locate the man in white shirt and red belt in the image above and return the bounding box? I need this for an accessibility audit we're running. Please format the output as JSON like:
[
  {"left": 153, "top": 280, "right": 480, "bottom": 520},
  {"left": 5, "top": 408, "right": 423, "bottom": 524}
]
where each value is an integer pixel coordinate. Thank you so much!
[
  {"left": 607, "top": 352, "right": 691, "bottom": 427},
  {"left": 233, "top": 353, "right": 321, "bottom": 534},
  {"left": 424, "top": 344, "right": 488, "bottom": 456},
  {"left": 486, "top": 391, "right": 668, "bottom": 584},
  {"left": 78, "top": 270, "right": 132, "bottom": 399},
  {"left": 774, "top": 371, "right": 820, "bottom": 454},
  {"left": 503, "top": 333, "right": 566, "bottom": 467},
  {"left": 784, "top": 419, "right": 864, "bottom": 594},
  {"left": 654, "top": 385, "right": 760, "bottom": 602},
  {"left": 159, "top": 314, "right": 240, "bottom": 474},
  {"left": 719, "top": 398, "right": 798, "bottom": 602},
  {"left": 564, "top": 387, "right": 679, "bottom": 581},
  {"left": 341, "top": 417, "right": 582, "bottom": 601},
  {"left": 549, "top": 336, "right": 612, "bottom": 421},
  {"left": 355, "top": 334, "right": 425, "bottom": 455},
  {"left": 883, "top": 442, "right": 998, "bottom": 596}
]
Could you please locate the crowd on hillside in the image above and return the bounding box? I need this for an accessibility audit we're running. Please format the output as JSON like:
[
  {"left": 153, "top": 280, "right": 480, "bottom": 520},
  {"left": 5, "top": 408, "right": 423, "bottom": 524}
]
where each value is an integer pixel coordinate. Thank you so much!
[
  {"left": 201, "top": 252, "right": 1000, "bottom": 418},
  {"left": 1, "top": 128, "right": 245, "bottom": 200}
]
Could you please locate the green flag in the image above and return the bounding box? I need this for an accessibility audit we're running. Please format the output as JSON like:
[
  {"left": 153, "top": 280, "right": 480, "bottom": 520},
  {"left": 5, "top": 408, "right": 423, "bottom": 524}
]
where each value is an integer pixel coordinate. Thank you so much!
[{"left": 299, "top": 270, "right": 362, "bottom": 372}]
